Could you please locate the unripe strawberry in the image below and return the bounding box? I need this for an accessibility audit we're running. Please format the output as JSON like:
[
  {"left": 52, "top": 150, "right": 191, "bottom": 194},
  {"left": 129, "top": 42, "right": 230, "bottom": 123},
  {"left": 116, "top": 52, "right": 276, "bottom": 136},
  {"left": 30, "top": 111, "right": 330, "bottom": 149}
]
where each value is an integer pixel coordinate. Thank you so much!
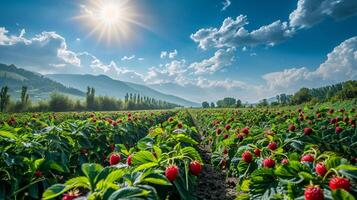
[
  {"left": 288, "top": 124, "right": 296, "bottom": 131},
  {"left": 335, "top": 126, "right": 343, "bottom": 134},
  {"left": 329, "top": 177, "right": 351, "bottom": 191},
  {"left": 254, "top": 148, "right": 261, "bottom": 157},
  {"left": 189, "top": 160, "right": 202, "bottom": 176},
  {"left": 304, "top": 185, "right": 324, "bottom": 200},
  {"left": 242, "top": 127, "right": 249, "bottom": 134},
  {"left": 165, "top": 165, "right": 179, "bottom": 181},
  {"left": 315, "top": 162, "right": 327, "bottom": 176},
  {"left": 263, "top": 158, "right": 275, "bottom": 168},
  {"left": 267, "top": 142, "right": 277, "bottom": 150},
  {"left": 304, "top": 127, "right": 312, "bottom": 135},
  {"left": 127, "top": 154, "right": 133, "bottom": 165},
  {"left": 236, "top": 133, "right": 243, "bottom": 141},
  {"left": 242, "top": 151, "right": 253, "bottom": 163},
  {"left": 109, "top": 153, "right": 121, "bottom": 165},
  {"left": 301, "top": 154, "right": 314, "bottom": 163},
  {"left": 281, "top": 159, "right": 289, "bottom": 165}
]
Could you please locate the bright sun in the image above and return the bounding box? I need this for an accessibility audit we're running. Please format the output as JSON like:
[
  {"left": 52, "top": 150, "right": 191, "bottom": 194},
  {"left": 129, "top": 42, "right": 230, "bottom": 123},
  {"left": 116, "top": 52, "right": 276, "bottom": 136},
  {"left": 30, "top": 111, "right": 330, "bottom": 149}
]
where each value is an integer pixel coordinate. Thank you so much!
[{"left": 75, "top": 0, "right": 142, "bottom": 44}]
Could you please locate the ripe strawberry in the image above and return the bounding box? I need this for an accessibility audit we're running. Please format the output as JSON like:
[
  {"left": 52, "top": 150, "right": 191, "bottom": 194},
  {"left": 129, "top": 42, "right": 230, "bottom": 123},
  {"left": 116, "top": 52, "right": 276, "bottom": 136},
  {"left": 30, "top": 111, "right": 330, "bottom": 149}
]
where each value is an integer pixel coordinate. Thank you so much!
[
  {"left": 165, "top": 165, "right": 179, "bottom": 181},
  {"left": 177, "top": 123, "right": 183, "bottom": 129},
  {"left": 254, "top": 148, "right": 261, "bottom": 156},
  {"left": 328, "top": 109, "right": 334, "bottom": 114},
  {"left": 34, "top": 170, "right": 42, "bottom": 178},
  {"left": 216, "top": 128, "right": 222, "bottom": 135},
  {"left": 304, "top": 127, "right": 312, "bottom": 135},
  {"left": 223, "top": 134, "right": 229, "bottom": 139},
  {"left": 110, "top": 144, "right": 115, "bottom": 152},
  {"left": 335, "top": 126, "right": 343, "bottom": 134},
  {"left": 242, "top": 151, "right": 253, "bottom": 163},
  {"left": 62, "top": 190, "right": 80, "bottom": 200},
  {"left": 281, "top": 159, "right": 289, "bottom": 165},
  {"left": 109, "top": 153, "right": 121, "bottom": 165},
  {"left": 304, "top": 185, "right": 324, "bottom": 200},
  {"left": 349, "top": 118, "right": 355, "bottom": 125},
  {"left": 288, "top": 124, "right": 296, "bottom": 131},
  {"left": 223, "top": 148, "right": 228, "bottom": 154},
  {"left": 168, "top": 117, "right": 174, "bottom": 122},
  {"left": 301, "top": 154, "right": 314, "bottom": 163},
  {"left": 236, "top": 133, "right": 243, "bottom": 141},
  {"left": 267, "top": 142, "right": 277, "bottom": 150},
  {"left": 189, "top": 160, "right": 202, "bottom": 176},
  {"left": 127, "top": 154, "right": 133, "bottom": 165},
  {"left": 242, "top": 127, "right": 249, "bottom": 134},
  {"left": 225, "top": 124, "right": 231, "bottom": 130},
  {"left": 329, "top": 177, "right": 351, "bottom": 191},
  {"left": 263, "top": 158, "right": 275, "bottom": 168},
  {"left": 315, "top": 162, "right": 327, "bottom": 176},
  {"left": 331, "top": 118, "right": 337, "bottom": 124},
  {"left": 316, "top": 113, "right": 321, "bottom": 118}
]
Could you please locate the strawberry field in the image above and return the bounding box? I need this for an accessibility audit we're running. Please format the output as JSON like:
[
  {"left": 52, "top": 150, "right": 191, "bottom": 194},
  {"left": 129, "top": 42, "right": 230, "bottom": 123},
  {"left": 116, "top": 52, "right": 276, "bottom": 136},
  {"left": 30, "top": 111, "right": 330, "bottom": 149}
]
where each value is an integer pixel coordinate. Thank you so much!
[{"left": 0, "top": 101, "right": 356, "bottom": 200}]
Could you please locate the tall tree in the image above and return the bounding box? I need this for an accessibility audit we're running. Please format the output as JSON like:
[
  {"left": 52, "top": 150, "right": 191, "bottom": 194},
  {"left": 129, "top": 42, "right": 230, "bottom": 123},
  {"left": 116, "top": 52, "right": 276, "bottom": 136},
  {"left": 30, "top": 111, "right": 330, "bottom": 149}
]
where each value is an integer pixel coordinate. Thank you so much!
[
  {"left": 0, "top": 86, "right": 10, "bottom": 112},
  {"left": 202, "top": 101, "right": 209, "bottom": 108}
]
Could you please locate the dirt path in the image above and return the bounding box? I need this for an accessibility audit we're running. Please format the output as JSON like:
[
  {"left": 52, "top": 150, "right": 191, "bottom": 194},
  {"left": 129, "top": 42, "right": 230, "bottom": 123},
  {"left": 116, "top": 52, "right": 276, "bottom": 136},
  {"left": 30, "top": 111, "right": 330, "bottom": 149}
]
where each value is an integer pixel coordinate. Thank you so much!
[{"left": 188, "top": 111, "right": 237, "bottom": 200}]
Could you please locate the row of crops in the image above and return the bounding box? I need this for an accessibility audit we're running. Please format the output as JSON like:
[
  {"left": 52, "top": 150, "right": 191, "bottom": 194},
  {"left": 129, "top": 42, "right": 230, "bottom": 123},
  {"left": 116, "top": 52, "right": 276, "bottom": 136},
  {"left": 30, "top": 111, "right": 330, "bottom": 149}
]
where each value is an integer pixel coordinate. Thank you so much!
[
  {"left": 190, "top": 102, "right": 357, "bottom": 200},
  {"left": 0, "top": 111, "right": 204, "bottom": 200},
  {"left": 1, "top": 101, "right": 356, "bottom": 200}
]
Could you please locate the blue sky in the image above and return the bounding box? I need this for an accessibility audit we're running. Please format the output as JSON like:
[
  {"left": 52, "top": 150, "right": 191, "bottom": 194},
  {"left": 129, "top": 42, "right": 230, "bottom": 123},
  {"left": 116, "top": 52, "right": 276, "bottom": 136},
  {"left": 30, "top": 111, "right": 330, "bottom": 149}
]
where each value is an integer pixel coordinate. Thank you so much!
[{"left": 0, "top": 0, "right": 356, "bottom": 102}]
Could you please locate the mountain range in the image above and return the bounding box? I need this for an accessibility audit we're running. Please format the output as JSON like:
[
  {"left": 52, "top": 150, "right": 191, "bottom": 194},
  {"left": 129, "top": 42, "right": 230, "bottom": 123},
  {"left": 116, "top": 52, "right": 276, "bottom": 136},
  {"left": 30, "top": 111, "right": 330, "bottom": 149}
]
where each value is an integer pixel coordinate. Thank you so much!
[{"left": 0, "top": 63, "right": 199, "bottom": 107}]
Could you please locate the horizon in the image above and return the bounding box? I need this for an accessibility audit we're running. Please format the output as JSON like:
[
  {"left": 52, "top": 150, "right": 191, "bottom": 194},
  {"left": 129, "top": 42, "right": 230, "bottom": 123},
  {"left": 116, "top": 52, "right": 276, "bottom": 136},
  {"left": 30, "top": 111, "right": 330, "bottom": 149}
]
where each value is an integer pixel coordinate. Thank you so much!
[{"left": 0, "top": 0, "right": 356, "bottom": 104}]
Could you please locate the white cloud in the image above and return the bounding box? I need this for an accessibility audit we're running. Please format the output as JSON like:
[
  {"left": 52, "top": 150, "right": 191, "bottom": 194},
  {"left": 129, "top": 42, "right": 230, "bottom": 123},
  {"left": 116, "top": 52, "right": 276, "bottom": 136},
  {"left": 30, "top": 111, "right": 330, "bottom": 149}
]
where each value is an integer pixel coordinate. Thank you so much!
[
  {"left": 121, "top": 55, "right": 135, "bottom": 61},
  {"left": 160, "top": 49, "right": 178, "bottom": 59},
  {"left": 138, "top": 57, "right": 144, "bottom": 61},
  {"left": 262, "top": 36, "right": 357, "bottom": 93},
  {"left": 189, "top": 48, "right": 235, "bottom": 74},
  {"left": 289, "top": 0, "right": 357, "bottom": 28},
  {"left": 196, "top": 77, "right": 247, "bottom": 89},
  {"left": 221, "top": 0, "right": 231, "bottom": 11},
  {"left": 191, "top": 15, "right": 294, "bottom": 50}
]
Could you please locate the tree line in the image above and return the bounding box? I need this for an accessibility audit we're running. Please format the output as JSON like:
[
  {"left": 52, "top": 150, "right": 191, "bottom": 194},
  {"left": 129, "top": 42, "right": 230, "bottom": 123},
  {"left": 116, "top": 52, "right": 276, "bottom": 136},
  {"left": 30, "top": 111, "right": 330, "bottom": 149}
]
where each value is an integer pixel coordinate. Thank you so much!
[
  {"left": 0, "top": 86, "right": 180, "bottom": 112},
  {"left": 202, "top": 80, "right": 357, "bottom": 108}
]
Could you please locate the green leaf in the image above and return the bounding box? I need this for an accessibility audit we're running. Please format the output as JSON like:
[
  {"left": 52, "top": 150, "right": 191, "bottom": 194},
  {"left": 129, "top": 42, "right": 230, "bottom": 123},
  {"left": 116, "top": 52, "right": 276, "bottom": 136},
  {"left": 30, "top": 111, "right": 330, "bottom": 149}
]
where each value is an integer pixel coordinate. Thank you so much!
[
  {"left": 0, "top": 130, "right": 16, "bottom": 140},
  {"left": 336, "top": 165, "right": 357, "bottom": 179},
  {"left": 42, "top": 184, "right": 66, "bottom": 200},
  {"left": 81, "top": 163, "right": 103, "bottom": 191},
  {"left": 104, "top": 170, "right": 126, "bottom": 183},
  {"left": 173, "top": 134, "right": 198, "bottom": 145},
  {"left": 332, "top": 189, "right": 356, "bottom": 200},
  {"left": 132, "top": 151, "right": 157, "bottom": 165},
  {"left": 181, "top": 147, "right": 202, "bottom": 162},
  {"left": 108, "top": 186, "right": 150, "bottom": 200},
  {"left": 325, "top": 156, "right": 341, "bottom": 170},
  {"left": 64, "top": 176, "right": 90, "bottom": 189},
  {"left": 133, "top": 162, "right": 158, "bottom": 172},
  {"left": 142, "top": 173, "right": 172, "bottom": 186}
]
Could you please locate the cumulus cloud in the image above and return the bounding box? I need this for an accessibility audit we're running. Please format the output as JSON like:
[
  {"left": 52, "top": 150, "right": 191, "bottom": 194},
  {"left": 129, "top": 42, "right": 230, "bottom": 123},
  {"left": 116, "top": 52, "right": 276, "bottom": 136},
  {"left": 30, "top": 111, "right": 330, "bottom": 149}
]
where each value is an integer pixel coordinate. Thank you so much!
[
  {"left": 189, "top": 48, "right": 235, "bottom": 74},
  {"left": 191, "top": 15, "right": 294, "bottom": 50},
  {"left": 160, "top": 49, "right": 178, "bottom": 59},
  {"left": 221, "top": 0, "right": 231, "bottom": 11},
  {"left": 121, "top": 55, "right": 135, "bottom": 61},
  {"left": 289, "top": 0, "right": 357, "bottom": 28},
  {"left": 262, "top": 36, "right": 357, "bottom": 93}
]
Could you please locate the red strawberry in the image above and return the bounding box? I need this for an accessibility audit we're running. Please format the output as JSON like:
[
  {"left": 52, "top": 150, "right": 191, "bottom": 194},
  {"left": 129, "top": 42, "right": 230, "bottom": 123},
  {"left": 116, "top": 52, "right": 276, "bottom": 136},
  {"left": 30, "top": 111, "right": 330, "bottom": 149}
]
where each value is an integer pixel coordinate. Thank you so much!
[
  {"left": 281, "top": 159, "right": 289, "bottom": 165},
  {"left": 127, "top": 154, "right": 133, "bottom": 165},
  {"left": 304, "top": 185, "right": 324, "bottom": 200},
  {"left": 62, "top": 190, "right": 80, "bottom": 200},
  {"left": 110, "top": 144, "right": 115, "bottom": 152},
  {"left": 216, "top": 128, "right": 222, "bottom": 135},
  {"left": 288, "top": 124, "right": 296, "bottom": 131},
  {"left": 225, "top": 124, "right": 231, "bottom": 130},
  {"left": 331, "top": 118, "right": 337, "bottom": 124},
  {"left": 242, "top": 151, "right": 253, "bottom": 163},
  {"left": 267, "top": 142, "right": 277, "bottom": 150},
  {"left": 189, "top": 160, "right": 202, "bottom": 176},
  {"left": 315, "top": 162, "right": 327, "bottom": 176},
  {"left": 335, "top": 126, "right": 343, "bottom": 134},
  {"left": 328, "top": 109, "right": 334, "bottom": 114},
  {"left": 223, "top": 134, "right": 229, "bottom": 139},
  {"left": 263, "top": 158, "right": 275, "bottom": 168},
  {"left": 34, "top": 170, "right": 42, "bottom": 178},
  {"left": 254, "top": 148, "right": 261, "bottom": 157},
  {"left": 301, "top": 154, "right": 314, "bottom": 163},
  {"left": 316, "top": 113, "right": 321, "bottom": 118},
  {"left": 109, "top": 153, "right": 121, "bottom": 165},
  {"left": 242, "top": 127, "right": 249, "bottom": 134},
  {"left": 168, "top": 117, "right": 174, "bottom": 122},
  {"left": 177, "top": 123, "right": 183, "bottom": 129},
  {"left": 236, "top": 133, "right": 243, "bottom": 141},
  {"left": 223, "top": 148, "right": 228, "bottom": 155},
  {"left": 329, "top": 177, "right": 351, "bottom": 191},
  {"left": 304, "top": 127, "right": 312, "bottom": 135},
  {"left": 165, "top": 165, "right": 179, "bottom": 181},
  {"left": 350, "top": 118, "right": 356, "bottom": 125}
]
